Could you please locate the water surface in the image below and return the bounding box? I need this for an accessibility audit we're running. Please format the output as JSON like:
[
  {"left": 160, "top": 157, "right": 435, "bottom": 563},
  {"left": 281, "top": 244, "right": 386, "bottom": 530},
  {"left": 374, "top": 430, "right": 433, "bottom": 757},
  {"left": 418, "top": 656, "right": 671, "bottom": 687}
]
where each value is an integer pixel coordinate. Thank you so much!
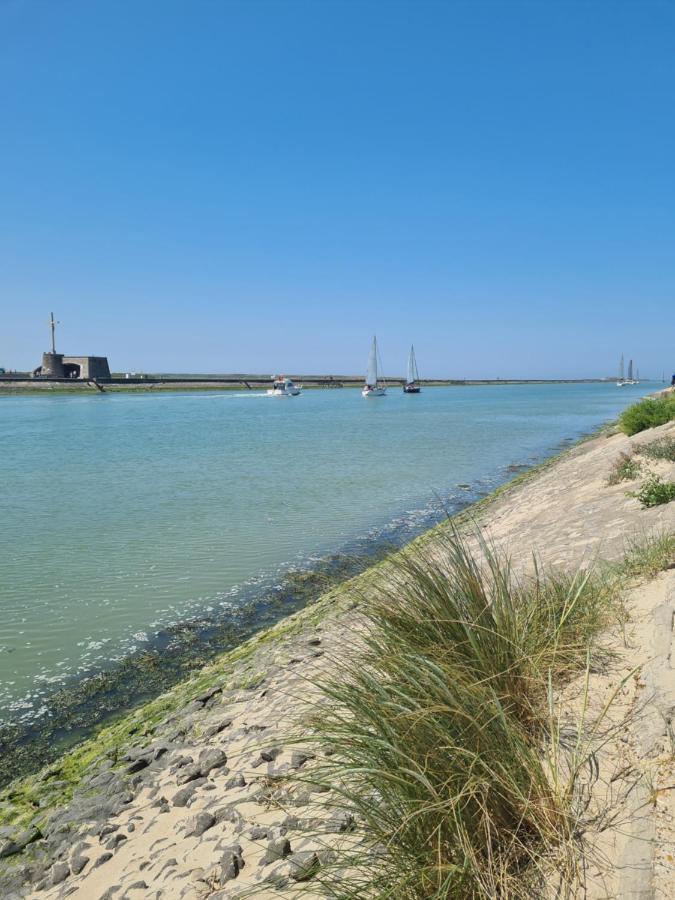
[{"left": 0, "top": 382, "right": 654, "bottom": 724}]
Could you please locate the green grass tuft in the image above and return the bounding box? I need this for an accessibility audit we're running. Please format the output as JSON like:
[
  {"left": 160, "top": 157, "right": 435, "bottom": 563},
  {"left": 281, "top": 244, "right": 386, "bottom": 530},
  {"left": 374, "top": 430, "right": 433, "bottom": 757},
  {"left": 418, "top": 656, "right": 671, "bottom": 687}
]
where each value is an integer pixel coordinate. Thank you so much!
[
  {"left": 630, "top": 475, "right": 675, "bottom": 509},
  {"left": 636, "top": 436, "right": 675, "bottom": 462},
  {"left": 607, "top": 451, "right": 643, "bottom": 485},
  {"left": 307, "top": 528, "right": 620, "bottom": 899},
  {"left": 612, "top": 531, "right": 675, "bottom": 580}
]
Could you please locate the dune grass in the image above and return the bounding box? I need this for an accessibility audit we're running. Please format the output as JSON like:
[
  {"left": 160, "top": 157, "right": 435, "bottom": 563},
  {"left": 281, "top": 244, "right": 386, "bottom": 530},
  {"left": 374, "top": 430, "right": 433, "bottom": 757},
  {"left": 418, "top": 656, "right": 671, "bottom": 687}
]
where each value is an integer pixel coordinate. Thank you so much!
[{"left": 306, "top": 528, "right": 625, "bottom": 899}]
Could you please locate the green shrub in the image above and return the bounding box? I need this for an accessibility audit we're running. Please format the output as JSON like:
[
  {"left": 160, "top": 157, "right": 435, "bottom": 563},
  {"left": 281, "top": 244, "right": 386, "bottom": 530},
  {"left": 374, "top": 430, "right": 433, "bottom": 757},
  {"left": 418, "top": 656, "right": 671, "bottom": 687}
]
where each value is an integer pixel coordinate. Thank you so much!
[
  {"left": 631, "top": 475, "right": 675, "bottom": 508},
  {"left": 607, "top": 451, "right": 642, "bottom": 485},
  {"left": 636, "top": 436, "right": 675, "bottom": 462},
  {"left": 619, "top": 394, "right": 675, "bottom": 436}
]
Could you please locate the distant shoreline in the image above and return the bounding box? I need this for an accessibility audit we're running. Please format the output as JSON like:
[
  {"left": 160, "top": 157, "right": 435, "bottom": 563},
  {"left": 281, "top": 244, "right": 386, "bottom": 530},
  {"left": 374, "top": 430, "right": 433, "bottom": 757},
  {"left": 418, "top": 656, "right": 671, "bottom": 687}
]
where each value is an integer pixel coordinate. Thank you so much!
[{"left": 0, "top": 376, "right": 639, "bottom": 394}]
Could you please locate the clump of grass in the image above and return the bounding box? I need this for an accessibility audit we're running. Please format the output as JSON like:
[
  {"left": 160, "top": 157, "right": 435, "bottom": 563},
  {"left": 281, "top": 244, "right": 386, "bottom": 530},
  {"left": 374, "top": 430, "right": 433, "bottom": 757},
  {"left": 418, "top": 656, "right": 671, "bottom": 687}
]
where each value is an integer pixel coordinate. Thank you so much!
[
  {"left": 636, "top": 436, "right": 675, "bottom": 462},
  {"left": 607, "top": 451, "right": 643, "bottom": 485},
  {"left": 308, "top": 529, "right": 616, "bottom": 898},
  {"left": 619, "top": 394, "right": 675, "bottom": 436},
  {"left": 612, "top": 531, "right": 675, "bottom": 580},
  {"left": 630, "top": 474, "right": 675, "bottom": 509}
]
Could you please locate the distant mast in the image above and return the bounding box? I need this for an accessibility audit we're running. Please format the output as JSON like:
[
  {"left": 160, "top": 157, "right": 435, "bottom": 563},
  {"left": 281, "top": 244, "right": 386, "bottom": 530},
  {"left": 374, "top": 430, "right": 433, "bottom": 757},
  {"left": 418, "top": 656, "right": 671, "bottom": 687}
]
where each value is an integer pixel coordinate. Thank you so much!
[
  {"left": 618, "top": 354, "right": 624, "bottom": 383},
  {"left": 49, "top": 312, "right": 59, "bottom": 354}
]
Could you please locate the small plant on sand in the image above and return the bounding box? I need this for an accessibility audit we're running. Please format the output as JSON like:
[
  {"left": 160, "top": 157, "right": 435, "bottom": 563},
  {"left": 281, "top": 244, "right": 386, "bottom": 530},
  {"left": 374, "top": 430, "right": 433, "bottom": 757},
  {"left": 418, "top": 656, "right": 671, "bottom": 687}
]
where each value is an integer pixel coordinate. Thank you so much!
[
  {"left": 607, "top": 451, "right": 642, "bottom": 485},
  {"left": 636, "top": 436, "right": 675, "bottom": 462},
  {"left": 308, "top": 528, "right": 616, "bottom": 899},
  {"left": 630, "top": 475, "right": 675, "bottom": 509},
  {"left": 613, "top": 531, "right": 675, "bottom": 579},
  {"left": 619, "top": 394, "right": 675, "bottom": 436}
]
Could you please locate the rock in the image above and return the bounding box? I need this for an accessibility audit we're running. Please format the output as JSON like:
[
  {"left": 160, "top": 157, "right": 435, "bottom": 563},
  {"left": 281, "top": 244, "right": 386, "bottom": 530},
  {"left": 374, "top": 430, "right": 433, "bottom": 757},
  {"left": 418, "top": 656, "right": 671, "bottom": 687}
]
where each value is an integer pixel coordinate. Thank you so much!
[
  {"left": 176, "top": 763, "right": 203, "bottom": 785},
  {"left": 248, "top": 826, "right": 268, "bottom": 840},
  {"left": 290, "top": 751, "right": 314, "bottom": 769},
  {"left": 98, "top": 887, "right": 121, "bottom": 900},
  {"left": 307, "top": 637, "right": 322, "bottom": 646},
  {"left": 98, "top": 824, "right": 119, "bottom": 838},
  {"left": 127, "top": 823, "right": 136, "bottom": 833},
  {"left": 219, "top": 844, "right": 244, "bottom": 883},
  {"left": 104, "top": 832, "right": 127, "bottom": 851},
  {"left": 259, "top": 837, "right": 291, "bottom": 866},
  {"left": 126, "top": 757, "right": 150, "bottom": 774},
  {"left": 127, "top": 880, "right": 149, "bottom": 891},
  {"left": 0, "top": 825, "right": 41, "bottom": 858},
  {"left": 260, "top": 747, "right": 281, "bottom": 762},
  {"left": 123, "top": 745, "right": 153, "bottom": 763},
  {"left": 198, "top": 748, "right": 228, "bottom": 774},
  {"left": 50, "top": 861, "right": 70, "bottom": 886},
  {"left": 203, "top": 718, "right": 233, "bottom": 738},
  {"left": 328, "top": 811, "right": 355, "bottom": 833},
  {"left": 172, "top": 778, "right": 206, "bottom": 807},
  {"left": 289, "top": 850, "right": 320, "bottom": 881},
  {"left": 71, "top": 853, "right": 89, "bottom": 875},
  {"left": 215, "top": 805, "right": 244, "bottom": 829},
  {"left": 185, "top": 812, "right": 216, "bottom": 838},
  {"left": 193, "top": 685, "right": 222, "bottom": 704},
  {"left": 93, "top": 852, "right": 113, "bottom": 868},
  {"left": 225, "top": 773, "right": 246, "bottom": 789}
]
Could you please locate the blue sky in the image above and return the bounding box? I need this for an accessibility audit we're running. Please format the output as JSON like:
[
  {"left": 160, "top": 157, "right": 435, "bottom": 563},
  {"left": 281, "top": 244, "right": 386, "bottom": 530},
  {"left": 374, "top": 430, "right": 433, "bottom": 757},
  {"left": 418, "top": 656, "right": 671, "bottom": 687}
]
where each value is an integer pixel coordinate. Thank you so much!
[{"left": 1, "top": 0, "right": 673, "bottom": 378}]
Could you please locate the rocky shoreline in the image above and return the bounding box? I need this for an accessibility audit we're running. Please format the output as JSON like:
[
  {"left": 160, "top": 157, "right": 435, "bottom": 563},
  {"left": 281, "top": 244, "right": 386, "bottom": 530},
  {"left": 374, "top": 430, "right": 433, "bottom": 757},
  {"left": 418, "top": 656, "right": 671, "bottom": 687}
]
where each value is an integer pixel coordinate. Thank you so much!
[{"left": 1, "top": 417, "right": 674, "bottom": 898}]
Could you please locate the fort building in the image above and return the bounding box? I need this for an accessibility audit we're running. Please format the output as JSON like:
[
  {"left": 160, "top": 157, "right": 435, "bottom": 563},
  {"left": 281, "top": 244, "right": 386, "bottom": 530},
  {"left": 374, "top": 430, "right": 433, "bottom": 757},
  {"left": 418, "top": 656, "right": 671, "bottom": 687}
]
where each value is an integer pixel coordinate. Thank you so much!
[
  {"left": 38, "top": 352, "right": 111, "bottom": 380},
  {"left": 34, "top": 314, "right": 111, "bottom": 381}
]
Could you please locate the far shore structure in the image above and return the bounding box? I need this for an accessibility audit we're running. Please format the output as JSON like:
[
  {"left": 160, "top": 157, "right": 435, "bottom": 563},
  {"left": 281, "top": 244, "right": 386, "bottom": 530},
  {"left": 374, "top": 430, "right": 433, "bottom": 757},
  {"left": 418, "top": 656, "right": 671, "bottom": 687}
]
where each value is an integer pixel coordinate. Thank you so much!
[{"left": 32, "top": 313, "right": 111, "bottom": 381}]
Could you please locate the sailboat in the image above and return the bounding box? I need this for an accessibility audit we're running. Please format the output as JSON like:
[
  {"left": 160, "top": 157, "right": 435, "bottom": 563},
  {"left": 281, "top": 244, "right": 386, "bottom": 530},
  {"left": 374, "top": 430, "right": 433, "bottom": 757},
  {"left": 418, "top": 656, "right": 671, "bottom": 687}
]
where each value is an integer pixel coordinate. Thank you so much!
[
  {"left": 362, "top": 336, "right": 387, "bottom": 397},
  {"left": 403, "top": 345, "right": 421, "bottom": 393},
  {"left": 617, "top": 354, "right": 627, "bottom": 387},
  {"left": 627, "top": 359, "right": 635, "bottom": 384}
]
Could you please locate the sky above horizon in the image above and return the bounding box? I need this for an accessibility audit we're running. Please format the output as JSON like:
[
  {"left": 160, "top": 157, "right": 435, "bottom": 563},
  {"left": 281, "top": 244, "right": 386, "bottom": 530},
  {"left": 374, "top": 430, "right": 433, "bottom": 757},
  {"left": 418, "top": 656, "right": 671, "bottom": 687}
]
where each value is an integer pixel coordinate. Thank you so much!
[{"left": 1, "top": 0, "right": 674, "bottom": 379}]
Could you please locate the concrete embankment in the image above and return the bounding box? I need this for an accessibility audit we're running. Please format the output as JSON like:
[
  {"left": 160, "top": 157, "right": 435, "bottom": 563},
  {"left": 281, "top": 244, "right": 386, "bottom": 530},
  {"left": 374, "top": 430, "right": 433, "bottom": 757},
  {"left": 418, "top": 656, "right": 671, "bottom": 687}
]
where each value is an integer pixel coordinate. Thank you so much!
[
  {"left": 0, "top": 376, "right": 619, "bottom": 394},
  {"left": 1, "top": 418, "right": 674, "bottom": 898}
]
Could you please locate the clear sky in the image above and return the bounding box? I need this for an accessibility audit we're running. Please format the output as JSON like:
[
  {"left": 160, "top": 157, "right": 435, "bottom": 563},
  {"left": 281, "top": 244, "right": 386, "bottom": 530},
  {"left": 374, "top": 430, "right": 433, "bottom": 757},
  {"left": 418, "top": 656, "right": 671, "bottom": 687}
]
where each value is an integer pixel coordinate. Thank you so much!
[{"left": 1, "top": 0, "right": 673, "bottom": 379}]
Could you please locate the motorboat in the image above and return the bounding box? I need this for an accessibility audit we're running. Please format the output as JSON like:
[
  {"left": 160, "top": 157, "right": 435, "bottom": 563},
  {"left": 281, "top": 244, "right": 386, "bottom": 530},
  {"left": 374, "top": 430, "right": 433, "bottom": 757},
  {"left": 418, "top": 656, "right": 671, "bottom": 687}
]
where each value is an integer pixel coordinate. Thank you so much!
[{"left": 267, "top": 376, "right": 302, "bottom": 396}]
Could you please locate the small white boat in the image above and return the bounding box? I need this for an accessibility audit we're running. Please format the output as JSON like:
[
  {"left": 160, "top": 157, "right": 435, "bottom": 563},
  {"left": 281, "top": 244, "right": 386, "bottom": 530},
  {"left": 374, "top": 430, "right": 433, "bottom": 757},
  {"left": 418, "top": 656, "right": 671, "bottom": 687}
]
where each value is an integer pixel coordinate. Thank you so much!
[
  {"left": 267, "top": 376, "right": 302, "bottom": 397},
  {"left": 362, "top": 336, "right": 387, "bottom": 397}
]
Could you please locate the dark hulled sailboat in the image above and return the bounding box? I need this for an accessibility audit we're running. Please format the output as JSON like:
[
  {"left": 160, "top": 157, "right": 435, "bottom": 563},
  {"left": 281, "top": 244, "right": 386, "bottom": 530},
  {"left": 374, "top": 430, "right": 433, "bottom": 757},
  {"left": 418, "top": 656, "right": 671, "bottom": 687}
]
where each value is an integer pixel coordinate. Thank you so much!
[{"left": 403, "top": 345, "right": 421, "bottom": 393}]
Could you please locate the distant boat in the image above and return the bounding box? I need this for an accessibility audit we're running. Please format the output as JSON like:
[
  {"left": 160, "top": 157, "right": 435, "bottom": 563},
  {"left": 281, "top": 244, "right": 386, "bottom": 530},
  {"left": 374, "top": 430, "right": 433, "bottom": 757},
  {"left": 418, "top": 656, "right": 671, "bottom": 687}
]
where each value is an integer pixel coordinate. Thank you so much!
[
  {"left": 403, "top": 344, "right": 421, "bottom": 393},
  {"left": 267, "top": 375, "right": 302, "bottom": 397},
  {"left": 362, "top": 336, "right": 387, "bottom": 397},
  {"left": 617, "top": 354, "right": 627, "bottom": 386},
  {"left": 627, "top": 359, "right": 635, "bottom": 384}
]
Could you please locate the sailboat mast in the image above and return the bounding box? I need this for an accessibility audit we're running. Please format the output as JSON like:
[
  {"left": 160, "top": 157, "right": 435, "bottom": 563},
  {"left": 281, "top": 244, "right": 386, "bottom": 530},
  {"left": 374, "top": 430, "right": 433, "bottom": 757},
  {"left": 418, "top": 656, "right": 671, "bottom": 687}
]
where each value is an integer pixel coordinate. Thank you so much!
[{"left": 619, "top": 354, "right": 624, "bottom": 381}]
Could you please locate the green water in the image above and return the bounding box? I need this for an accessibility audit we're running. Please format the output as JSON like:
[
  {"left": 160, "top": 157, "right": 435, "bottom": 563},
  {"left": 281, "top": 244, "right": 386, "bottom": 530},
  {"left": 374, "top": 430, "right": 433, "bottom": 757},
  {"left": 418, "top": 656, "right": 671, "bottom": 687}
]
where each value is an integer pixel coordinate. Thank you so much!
[{"left": 0, "top": 382, "right": 653, "bottom": 724}]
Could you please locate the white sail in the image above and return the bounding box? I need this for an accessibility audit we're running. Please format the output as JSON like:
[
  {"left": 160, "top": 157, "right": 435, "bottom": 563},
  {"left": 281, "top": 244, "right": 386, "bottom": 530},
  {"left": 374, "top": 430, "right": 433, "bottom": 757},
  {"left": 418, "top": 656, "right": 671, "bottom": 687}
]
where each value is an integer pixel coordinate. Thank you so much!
[
  {"left": 627, "top": 359, "right": 633, "bottom": 381},
  {"left": 619, "top": 354, "right": 624, "bottom": 381},
  {"left": 406, "top": 345, "right": 418, "bottom": 385},
  {"left": 366, "top": 336, "right": 378, "bottom": 386}
]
